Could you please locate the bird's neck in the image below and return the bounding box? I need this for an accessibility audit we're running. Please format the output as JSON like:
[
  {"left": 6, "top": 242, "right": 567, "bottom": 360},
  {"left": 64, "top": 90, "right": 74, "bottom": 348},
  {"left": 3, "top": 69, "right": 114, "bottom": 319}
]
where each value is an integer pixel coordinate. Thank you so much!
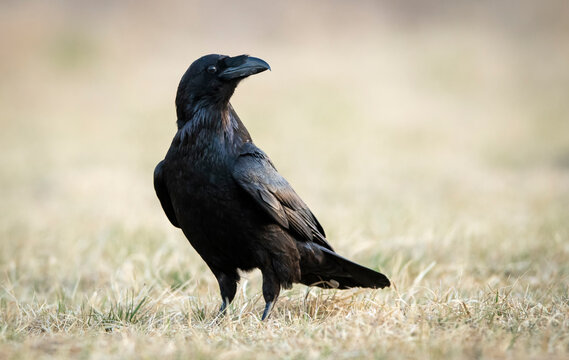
[
  {"left": 177, "top": 98, "right": 228, "bottom": 129},
  {"left": 174, "top": 102, "right": 251, "bottom": 148}
]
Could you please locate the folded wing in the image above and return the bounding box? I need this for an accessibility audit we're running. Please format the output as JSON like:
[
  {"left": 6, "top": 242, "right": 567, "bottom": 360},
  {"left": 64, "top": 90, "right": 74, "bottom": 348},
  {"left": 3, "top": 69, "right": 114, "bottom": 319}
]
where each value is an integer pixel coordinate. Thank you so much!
[
  {"left": 232, "top": 142, "right": 333, "bottom": 251},
  {"left": 154, "top": 160, "right": 180, "bottom": 228}
]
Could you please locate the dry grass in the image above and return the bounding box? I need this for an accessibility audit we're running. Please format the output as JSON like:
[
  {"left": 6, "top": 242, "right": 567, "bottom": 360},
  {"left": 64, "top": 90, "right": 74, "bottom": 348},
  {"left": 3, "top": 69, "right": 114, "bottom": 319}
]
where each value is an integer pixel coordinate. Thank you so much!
[{"left": 1, "top": 1, "right": 569, "bottom": 359}]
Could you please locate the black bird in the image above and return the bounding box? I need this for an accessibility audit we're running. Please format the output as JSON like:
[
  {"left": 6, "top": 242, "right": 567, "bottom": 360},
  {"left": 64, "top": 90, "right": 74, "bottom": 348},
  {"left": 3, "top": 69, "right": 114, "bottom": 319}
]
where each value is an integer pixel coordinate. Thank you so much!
[{"left": 154, "top": 54, "right": 390, "bottom": 320}]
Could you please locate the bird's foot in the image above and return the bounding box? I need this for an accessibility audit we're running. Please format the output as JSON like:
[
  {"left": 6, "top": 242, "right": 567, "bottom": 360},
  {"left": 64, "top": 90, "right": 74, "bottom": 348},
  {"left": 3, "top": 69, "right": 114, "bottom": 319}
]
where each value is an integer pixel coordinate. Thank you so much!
[
  {"left": 217, "top": 299, "right": 228, "bottom": 318},
  {"left": 261, "top": 301, "right": 273, "bottom": 321}
]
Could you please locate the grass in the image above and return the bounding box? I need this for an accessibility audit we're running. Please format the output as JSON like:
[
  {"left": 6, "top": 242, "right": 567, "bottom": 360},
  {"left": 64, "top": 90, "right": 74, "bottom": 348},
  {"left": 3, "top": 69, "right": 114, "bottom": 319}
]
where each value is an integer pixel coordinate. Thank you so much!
[{"left": 1, "top": 1, "right": 569, "bottom": 359}]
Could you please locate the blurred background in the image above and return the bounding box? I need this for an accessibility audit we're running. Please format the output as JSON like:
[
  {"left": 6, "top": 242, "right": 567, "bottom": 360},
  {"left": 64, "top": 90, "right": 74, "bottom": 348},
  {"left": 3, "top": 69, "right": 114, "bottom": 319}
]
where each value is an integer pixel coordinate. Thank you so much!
[{"left": 1, "top": 0, "right": 568, "bottom": 299}]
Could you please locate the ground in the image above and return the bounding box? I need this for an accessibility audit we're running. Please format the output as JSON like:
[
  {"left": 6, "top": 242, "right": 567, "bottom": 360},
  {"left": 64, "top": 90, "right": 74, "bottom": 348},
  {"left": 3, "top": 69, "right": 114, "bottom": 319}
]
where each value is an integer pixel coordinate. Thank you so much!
[{"left": 1, "top": 1, "right": 568, "bottom": 359}]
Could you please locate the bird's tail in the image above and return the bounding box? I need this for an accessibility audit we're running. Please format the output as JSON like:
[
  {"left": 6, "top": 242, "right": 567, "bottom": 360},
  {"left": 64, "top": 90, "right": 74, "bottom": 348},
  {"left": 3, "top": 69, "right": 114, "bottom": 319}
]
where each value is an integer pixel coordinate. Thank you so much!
[{"left": 298, "top": 244, "right": 390, "bottom": 289}]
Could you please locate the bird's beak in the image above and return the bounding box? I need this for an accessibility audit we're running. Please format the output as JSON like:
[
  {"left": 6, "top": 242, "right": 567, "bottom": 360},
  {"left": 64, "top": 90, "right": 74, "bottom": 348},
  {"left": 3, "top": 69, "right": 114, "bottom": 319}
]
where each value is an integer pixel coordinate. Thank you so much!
[{"left": 219, "top": 55, "right": 271, "bottom": 80}]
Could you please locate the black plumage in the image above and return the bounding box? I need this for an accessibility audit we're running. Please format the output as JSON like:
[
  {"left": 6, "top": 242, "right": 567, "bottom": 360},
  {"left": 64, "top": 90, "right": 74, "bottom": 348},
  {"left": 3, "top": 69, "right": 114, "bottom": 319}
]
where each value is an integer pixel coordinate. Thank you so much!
[{"left": 154, "top": 54, "right": 390, "bottom": 320}]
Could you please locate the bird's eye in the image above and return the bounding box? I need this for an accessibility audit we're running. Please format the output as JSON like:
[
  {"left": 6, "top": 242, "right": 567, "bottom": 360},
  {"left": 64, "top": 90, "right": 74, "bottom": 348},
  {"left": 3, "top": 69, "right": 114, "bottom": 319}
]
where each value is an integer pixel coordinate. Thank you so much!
[{"left": 207, "top": 65, "right": 217, "bottom": 74}]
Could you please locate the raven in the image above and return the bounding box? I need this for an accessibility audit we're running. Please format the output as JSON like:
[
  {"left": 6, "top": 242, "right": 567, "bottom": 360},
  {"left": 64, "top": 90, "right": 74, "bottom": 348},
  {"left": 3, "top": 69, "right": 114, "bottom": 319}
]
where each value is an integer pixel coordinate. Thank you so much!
[{"left": 154, "top": 54, "right": 390, "bottom": 320}]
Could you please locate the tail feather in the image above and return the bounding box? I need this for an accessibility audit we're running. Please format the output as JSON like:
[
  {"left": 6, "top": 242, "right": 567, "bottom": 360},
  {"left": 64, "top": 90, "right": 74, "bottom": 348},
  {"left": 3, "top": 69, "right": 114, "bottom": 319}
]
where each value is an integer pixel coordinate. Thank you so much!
[{"left": 299, "top": 244, "right": 390, "bottom": 289}]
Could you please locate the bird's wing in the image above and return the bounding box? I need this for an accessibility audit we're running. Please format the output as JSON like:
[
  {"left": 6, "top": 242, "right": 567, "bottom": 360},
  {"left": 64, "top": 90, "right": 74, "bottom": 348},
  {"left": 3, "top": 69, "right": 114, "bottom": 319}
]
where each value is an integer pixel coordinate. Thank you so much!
[
  {"left": 232, "top": 142, "right": 333, "bottom": 251},
  {"left": 154, "top": 160, "right": 180, "bottom": 228}
]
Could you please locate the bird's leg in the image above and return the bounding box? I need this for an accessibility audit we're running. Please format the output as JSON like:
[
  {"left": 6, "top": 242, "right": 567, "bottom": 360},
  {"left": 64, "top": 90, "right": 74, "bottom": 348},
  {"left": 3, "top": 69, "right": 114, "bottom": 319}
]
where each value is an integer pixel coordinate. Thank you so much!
[
  {"left": 212, "top": 269, "right": 239, "bottom": 317},
  {"left": 261, "top": 267, "right": 281, "bottom": 321},
  {"left": 261, "top": 300, "right": 275, "bottom": 321},
  {"left": 219, "top": 297, "right": 229, "bottom": 314}
]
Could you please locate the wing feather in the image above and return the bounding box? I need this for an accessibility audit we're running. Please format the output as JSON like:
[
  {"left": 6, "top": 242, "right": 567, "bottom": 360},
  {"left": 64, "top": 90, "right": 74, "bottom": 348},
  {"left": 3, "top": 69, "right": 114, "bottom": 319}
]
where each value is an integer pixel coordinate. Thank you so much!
[
  {"left": 154, "top": 160, "right": 181, "bottom": 228},
  {"left": 232, "top": 143, "right": 333, "bottom": 251}
]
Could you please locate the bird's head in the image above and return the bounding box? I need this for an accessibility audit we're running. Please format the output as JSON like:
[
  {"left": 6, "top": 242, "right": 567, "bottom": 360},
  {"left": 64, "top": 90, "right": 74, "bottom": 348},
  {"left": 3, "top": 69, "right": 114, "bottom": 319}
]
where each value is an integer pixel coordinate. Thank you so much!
[{"left": 176, "top": 54, "right": 270, "bottom": 122}]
